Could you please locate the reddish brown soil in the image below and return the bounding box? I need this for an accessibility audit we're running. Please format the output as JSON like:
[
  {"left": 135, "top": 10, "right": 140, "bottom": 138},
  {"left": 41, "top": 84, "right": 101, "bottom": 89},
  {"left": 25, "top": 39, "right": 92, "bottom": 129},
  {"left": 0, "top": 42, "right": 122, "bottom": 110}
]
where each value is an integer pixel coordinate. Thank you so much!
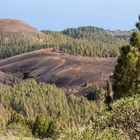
[
  {"left": 0, "top": 49, "right": 116, "bottom": 92},
  {"left": 0, "top": 18, "right": 44, "bottom": 39}
]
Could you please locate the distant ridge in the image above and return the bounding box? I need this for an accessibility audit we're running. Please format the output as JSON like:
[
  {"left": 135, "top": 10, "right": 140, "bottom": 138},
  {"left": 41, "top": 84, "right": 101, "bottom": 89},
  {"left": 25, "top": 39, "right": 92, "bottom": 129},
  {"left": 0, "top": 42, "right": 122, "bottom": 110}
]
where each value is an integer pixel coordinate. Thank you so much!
[{"left": 62, "top": 26, "right": 134, "bottom": 42}]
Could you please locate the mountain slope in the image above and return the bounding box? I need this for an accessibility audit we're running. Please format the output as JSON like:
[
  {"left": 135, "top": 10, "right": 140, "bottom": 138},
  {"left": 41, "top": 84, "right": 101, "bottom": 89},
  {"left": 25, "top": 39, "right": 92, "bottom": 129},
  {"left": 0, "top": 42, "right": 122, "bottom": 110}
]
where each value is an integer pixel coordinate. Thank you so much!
[
  {"left": 0, "top": 49, "right": 116, "bottom": 92},
  {"left": 0, "top": 18, "right": 44, "bottom": 39}
]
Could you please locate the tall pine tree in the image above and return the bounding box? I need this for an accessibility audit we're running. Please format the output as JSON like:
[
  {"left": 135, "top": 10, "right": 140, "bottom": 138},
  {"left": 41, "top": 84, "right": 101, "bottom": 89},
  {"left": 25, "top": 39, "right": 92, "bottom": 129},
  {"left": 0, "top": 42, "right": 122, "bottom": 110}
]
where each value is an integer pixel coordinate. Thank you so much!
[{"left": 113, "top": 16, "right": 140, "bottom": 99}]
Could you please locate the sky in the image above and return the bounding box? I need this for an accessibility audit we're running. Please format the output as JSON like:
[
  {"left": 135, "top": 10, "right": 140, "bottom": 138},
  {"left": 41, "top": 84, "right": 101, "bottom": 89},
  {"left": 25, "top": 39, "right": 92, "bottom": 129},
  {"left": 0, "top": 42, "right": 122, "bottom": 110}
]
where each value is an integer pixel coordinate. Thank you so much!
[{"left": 0, "top": 0, "right": 140, "bottom": 31}]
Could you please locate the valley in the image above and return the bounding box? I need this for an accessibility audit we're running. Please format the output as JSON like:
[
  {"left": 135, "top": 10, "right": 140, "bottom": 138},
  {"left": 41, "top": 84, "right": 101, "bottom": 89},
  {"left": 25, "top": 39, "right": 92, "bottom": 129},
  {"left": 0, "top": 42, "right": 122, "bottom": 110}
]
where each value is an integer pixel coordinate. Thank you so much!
[{"left": 0, "top": 17, "right": 140, "bottom": 140}]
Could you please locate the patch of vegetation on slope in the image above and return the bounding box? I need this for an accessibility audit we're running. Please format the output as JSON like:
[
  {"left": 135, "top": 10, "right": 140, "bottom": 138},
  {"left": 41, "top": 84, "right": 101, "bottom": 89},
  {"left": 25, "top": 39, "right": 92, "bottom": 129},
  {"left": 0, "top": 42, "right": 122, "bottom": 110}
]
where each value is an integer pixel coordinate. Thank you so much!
[
  {"left": 0, "top": 79, "right": 99, "bottom": 139},
  {"left": 0, "top": 79, "right": 140, "bottom": 139},
  {"left": 43, "top": 30, "right": 123, "bottom": 57},
  {"left": 62, "top": 26, "right": 130, "bottom": 42},
  {"left": 0, "top": 22, "right": 130, "bottom": 59},
  {"left": 92, "top": 95, "right": 140, "bottom": 139},
  {"left": 0, "top": 34, "right": 45, "bottom": 58},
  {"left": 57, "top": 94, "right": 140, "bottom": 139},
  {"left": 0, "top": 30, "right": 121, "bottom": 59}
]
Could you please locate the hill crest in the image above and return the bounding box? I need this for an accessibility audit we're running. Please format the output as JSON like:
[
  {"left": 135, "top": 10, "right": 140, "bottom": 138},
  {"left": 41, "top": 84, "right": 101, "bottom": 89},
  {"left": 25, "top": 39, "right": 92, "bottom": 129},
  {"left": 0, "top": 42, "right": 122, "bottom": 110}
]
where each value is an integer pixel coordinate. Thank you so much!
[{"left": 0, "top": 18, "right": 44, "bottom": 39}]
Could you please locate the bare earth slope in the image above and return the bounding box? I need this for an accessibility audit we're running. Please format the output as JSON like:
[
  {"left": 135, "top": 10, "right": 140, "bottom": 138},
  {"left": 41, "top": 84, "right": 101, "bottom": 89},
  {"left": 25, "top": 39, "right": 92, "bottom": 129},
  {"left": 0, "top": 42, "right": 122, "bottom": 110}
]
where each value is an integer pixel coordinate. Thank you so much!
[
  {"left": 0, "top": 18, "right": 44, "bottom": 39},
  {"left": 0, "top": 49, "right": 116, "bottom": 91}
]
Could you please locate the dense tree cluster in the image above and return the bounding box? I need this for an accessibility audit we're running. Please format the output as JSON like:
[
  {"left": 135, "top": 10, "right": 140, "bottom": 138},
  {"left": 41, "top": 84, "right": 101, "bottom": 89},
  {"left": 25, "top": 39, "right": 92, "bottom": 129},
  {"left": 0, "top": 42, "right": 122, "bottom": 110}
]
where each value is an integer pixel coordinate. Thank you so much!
[
  {"left": 0, "top": 34, "right": 45, "bottom": 58},
  {"left": 44, "top": 31, "right": 121, "bottom": 57},
  {"left": 0, "top": 79, "right": 98, "bottom": 139},
  {"left": 0, "top": 27, "right": 128, "bottom": 59},
  {"left": 62, "top": 26, "right": 128, "bottom": 42},
  {"left": 0, "top": 79, "right": 140, "bottom": 139}
]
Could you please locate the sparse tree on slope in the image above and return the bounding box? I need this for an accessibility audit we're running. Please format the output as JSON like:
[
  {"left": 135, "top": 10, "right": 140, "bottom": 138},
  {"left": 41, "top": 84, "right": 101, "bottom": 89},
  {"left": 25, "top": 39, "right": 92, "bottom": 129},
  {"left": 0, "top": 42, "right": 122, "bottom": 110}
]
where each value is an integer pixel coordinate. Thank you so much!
[{"left": 105, "top": 81, "right": 113, "bottom": 109}]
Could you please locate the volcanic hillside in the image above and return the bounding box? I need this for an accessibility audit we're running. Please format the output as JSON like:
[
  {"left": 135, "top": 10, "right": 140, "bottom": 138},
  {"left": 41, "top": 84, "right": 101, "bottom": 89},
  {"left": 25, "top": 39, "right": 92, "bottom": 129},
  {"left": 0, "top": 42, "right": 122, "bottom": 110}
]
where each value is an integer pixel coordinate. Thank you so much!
[
  {"left": 0, "top": 18, "right": 44, "bottom": 39},
  {"left": 0, "top": 48, "right": 116, "bottom": 92}
]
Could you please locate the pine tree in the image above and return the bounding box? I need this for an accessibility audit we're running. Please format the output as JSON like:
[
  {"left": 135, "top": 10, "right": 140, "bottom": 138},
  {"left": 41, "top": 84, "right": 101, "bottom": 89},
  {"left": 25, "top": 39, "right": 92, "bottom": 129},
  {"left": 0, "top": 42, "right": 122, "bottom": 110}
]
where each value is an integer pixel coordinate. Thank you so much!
[
  {"left": 136, "top": 15, "right": 140, "bottom": 31},
  {"left": 45, "top": 119, "right": 60, "bottom": 139},
  {"left": 113, "top": 16, "right": 140, "bottom": 99},
  {"left": 32, "top": 114, "right": 48, "bottom": 138},
  {"left": 105, "top": 81, "right": 113, "bottom": 109}
]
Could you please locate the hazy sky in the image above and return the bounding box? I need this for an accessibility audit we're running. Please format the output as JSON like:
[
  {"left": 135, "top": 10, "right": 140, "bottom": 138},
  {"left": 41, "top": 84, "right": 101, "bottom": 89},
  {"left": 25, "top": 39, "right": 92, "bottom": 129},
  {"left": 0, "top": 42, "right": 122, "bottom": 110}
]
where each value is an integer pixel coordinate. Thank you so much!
[{"left": 0, "top": 0, "right": 140, "bottom": 31}]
